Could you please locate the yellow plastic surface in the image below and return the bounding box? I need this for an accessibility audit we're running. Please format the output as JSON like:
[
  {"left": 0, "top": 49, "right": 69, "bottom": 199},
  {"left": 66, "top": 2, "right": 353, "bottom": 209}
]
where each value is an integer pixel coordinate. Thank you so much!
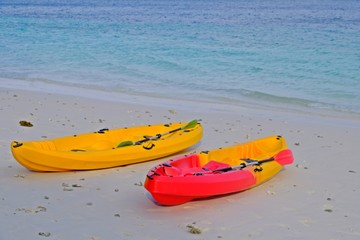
[
  {"left": 11, "top": 122, "right": 203, "bottom": 172},
  {"left": 198, "top": 135, "right": 288, "bottom": 186}
]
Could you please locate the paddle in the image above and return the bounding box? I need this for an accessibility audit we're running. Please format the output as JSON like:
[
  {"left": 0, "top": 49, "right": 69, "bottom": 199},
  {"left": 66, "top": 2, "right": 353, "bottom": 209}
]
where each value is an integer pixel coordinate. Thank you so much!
[
  {"left": 213, "top": 149, "right": 294, "bottom": 172},
  {"left": 116, "top": 119, "right": 199, "bottom": 148}
]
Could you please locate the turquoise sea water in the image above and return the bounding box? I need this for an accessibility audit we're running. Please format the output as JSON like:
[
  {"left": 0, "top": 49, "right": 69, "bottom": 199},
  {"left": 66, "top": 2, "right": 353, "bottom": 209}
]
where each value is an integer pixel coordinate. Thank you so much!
[{"left": 1, "top": 0, "right": 359, "bottom": 115}]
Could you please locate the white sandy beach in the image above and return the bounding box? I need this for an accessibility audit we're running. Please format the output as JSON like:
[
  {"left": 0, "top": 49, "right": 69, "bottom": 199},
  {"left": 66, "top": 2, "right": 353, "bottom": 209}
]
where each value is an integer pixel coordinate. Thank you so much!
[{"left": 1, "top": 86, "right": 359, "bottom": 240}]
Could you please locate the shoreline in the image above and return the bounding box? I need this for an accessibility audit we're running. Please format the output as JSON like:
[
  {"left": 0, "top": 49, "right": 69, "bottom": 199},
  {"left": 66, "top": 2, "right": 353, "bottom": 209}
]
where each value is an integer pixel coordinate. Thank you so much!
[
  {"left": 1, "top": 85, "right": 359, "bottom": 239},
  {"left": 2, "top": 78, "right": 360, "bottom": 122}
]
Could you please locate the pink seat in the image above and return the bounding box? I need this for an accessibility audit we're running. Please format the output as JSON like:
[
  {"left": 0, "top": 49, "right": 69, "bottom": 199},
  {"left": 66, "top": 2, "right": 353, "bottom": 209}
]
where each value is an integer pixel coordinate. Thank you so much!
[{"left": 203, "top": 160, "right": 231, "bottom": 171}]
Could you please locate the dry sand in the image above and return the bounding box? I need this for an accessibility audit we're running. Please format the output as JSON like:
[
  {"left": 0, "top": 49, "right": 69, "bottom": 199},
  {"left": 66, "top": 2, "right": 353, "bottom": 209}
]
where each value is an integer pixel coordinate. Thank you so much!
[{"left": 1, "top": 86, "right": 359, "bottom": 240}]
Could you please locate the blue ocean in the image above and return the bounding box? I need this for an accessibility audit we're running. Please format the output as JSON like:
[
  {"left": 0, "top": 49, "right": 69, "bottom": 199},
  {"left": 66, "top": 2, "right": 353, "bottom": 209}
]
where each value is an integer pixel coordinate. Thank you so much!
[{"left": 1, "top": 0, "right": 359, "bottom": 115}]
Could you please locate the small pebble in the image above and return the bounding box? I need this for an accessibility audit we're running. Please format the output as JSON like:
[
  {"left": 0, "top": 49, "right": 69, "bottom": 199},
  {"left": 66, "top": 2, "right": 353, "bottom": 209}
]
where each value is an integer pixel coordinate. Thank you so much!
[
  {"left": 134, "top": 181, "right": 143, "bottom": 186},
  {"left": 14, "top": 174, "right": 25, "bottom": 178},
  {"left": 266, "top": 190, "right": 276, "bottom": 195},
  {"left": 39, "top": 232, "right": 51, "bottom": 237}
]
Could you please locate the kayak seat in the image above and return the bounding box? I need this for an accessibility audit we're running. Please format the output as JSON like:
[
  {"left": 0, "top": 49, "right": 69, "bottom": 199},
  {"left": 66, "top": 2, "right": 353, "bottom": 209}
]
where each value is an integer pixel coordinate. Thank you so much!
[
  {"left": 163, "top": 166, "right": 182, "bottom": 177},
  {"left": 163, "top": 160, "right": 232, "bottom": 177},
  {"left": 181, "top": 160, "right": 231, "bottom": 176},
  {"left": 167, "top": 155, "right": 224, "bottom": 176},
  {"left": 203, "top": 160, "right": 231, "bottom": 171},
  {"left": 163, "top": 166, "right": 205, "bottom": 177}
]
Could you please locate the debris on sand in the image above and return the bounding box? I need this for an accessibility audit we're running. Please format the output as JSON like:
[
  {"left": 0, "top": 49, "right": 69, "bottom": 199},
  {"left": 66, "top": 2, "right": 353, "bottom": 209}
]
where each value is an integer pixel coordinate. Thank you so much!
[
  {"left": 187, "top": 223, "right": 202, "bottom": 234},
  {"left": 19, "top": 120, "right": 33, "bottom": 127}
]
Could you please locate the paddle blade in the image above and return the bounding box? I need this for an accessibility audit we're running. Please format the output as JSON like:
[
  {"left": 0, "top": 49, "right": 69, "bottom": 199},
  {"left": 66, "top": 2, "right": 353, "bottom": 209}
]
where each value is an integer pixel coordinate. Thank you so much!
[
  {"left": 274, "top": 149, "right": 294, "bottom": 165},
  {"left": 182, "top": 119, "right": 198, "bottom": 130},
  {"left": 116, "top": 141, "right": 133, "bottom": 148}
]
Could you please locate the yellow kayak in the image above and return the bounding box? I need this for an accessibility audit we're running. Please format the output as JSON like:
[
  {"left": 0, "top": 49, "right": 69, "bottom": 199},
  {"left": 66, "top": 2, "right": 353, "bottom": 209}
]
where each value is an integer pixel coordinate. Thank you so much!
[{"left": 11, "top": 120, "right": 203, "bottom": 172}]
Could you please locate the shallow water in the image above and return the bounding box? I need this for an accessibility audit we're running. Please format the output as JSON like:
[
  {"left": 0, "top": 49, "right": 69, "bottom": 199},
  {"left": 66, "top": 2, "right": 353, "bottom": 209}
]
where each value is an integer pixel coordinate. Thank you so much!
[{"left": 1, "top": 0, "right": 359, "bottom": 115}]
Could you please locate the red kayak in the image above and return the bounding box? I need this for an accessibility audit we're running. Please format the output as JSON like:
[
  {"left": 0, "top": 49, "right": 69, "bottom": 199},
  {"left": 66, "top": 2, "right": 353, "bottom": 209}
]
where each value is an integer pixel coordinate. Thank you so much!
[{"left": 144, "top": 135, "right": 293, "bottom": 205}]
